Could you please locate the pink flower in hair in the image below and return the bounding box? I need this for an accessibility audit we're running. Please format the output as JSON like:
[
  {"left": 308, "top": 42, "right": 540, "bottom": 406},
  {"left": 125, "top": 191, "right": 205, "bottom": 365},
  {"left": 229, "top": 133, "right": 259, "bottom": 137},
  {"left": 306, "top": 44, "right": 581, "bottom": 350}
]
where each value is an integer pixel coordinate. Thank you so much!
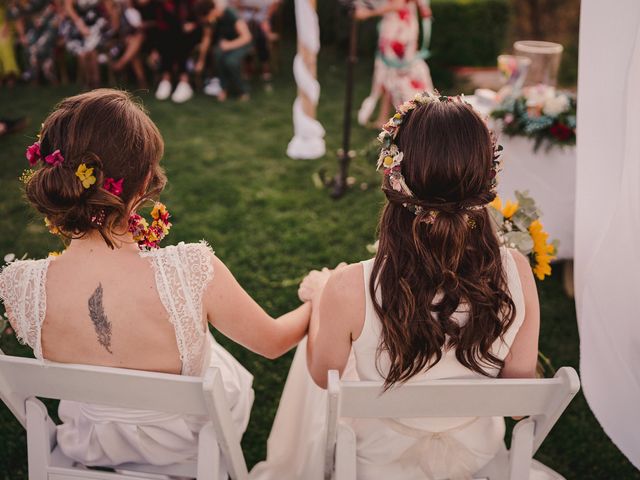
[
  {"left": 25, "top": 142, "right": 41, "bottom": 166},
  {"left": 44, "top": 149, "right": 64, "bottom": 166},
  {"left": 103, "top": 177, "right": 124, "bottom": 196}
]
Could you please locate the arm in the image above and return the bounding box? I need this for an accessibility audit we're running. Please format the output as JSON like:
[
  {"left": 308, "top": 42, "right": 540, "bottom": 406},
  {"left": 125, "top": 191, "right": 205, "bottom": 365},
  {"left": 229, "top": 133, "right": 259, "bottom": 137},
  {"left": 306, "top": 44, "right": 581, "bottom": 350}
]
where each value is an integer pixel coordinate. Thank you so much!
[
  {"left": 220, "top": 18, "right": 251, "bottom": 51},
  {"left": 500, "top": 249, "right": 540, "bottom": 379},
  {"left": 355, "top": 0, "right": 404, "bottom": 20},
  {"left": 203, "top": 254, "right": 310, "bottom": 360},
  {"left": 306, "top": 264, "right": 364, "bottom": 388},
  {"left": 195, "top": 26, "right": 212, "bottom": 73},
  {"left": 64, "top": 0, "right": 89, "bottom": 36},
  {"left": 113, "top": 31, "right": 144, "bottom": 70}
]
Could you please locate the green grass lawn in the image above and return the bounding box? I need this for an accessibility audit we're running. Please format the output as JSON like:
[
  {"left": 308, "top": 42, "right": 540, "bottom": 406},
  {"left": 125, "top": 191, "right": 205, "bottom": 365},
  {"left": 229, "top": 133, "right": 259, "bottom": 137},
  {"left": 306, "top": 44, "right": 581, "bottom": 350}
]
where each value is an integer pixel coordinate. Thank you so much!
[{"left": 0, "top": 49, "right": 638, "bottom": 479}]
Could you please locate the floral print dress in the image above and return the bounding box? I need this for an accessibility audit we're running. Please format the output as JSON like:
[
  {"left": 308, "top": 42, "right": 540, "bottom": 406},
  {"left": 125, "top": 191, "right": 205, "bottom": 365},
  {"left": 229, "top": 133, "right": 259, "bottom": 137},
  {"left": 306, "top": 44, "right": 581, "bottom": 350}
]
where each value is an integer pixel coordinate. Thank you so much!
[{"left": 358, "top": 0, "right": 434, "bottom": 125}]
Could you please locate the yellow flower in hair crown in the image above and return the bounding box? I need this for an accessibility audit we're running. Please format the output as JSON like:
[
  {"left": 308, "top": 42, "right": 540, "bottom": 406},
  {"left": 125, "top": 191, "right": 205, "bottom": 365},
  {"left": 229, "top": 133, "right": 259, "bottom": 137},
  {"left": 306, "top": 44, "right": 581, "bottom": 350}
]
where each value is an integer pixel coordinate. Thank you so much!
[{"left": 489, "top": 191, "right": 558, "bottom": 280}]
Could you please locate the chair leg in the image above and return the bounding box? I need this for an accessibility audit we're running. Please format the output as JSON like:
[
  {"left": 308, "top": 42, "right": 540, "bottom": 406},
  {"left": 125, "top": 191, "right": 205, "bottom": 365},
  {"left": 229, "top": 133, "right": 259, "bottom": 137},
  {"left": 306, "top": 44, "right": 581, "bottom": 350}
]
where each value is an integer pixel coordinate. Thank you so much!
[
  {"left": 197, "top": 423, "right": 220, "bottom": 480},
  {"left": 508, "top": 418, "right": 535, "bottom": 480},
  {"left": 334, "top": 423, "right": 356, "bottom": 480},
  {"left": 26, "top": 397, "right": 56, "bottom": 480}
]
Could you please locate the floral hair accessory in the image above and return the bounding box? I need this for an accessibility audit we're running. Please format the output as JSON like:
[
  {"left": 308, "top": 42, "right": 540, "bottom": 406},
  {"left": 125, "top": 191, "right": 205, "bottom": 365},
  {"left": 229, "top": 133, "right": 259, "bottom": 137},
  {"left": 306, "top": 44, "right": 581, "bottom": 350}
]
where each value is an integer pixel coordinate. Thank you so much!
[
  {"left": 91, "top": 209, "right": 106, "bottom": 226},
  {"left": 75, "top": 163, "right": 96, "bottom": 189},
  {"left": 20, "top": 169, "right": 36, "bottom": 184},
  {"left": 103, "top": 177, "right": 124, "bottom": 196},
  {"left": 44, "top": 217, "right": 60, "bottom": 235},
  {"left": 128, "top": 202, "right": 172, "bottom": 250},
  {"left": 44, "top": 149, "right": 64, "bottom": 167},
  {"left": 26, "top": 142, "right": 41, "bottom": 166},
  {"left": 376, "top": 91, "right": 503, "bottom": 220}
]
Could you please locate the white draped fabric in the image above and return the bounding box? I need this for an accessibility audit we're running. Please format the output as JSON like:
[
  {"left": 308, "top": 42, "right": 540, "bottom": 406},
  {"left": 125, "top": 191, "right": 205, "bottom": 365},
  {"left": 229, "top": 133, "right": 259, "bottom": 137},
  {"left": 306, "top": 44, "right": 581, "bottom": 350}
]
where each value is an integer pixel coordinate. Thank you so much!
[
  {"left": 575, "top": 0, "right": 640, "bottom": 469},
  {"left": 286, "top": 0, "right": 326, "bottom": 160}
]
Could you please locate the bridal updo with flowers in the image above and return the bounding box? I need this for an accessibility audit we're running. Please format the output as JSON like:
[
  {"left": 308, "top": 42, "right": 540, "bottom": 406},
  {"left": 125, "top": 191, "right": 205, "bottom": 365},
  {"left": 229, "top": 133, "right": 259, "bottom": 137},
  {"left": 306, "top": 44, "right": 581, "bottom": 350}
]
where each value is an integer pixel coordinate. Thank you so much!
[{"left": 23, "top": 89, "right": 167, "bottom": 249}]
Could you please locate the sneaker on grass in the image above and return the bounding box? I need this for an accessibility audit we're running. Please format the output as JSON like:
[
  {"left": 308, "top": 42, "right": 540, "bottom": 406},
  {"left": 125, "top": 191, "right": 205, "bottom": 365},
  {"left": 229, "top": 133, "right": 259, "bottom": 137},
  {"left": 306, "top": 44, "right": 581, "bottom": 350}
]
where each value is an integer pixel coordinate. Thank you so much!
[
  {"left": 171, "top": 81, "right": 194, "bottom": 103},
  {"left": 155, "top": 79, "right": 172, "bottom": 101}
]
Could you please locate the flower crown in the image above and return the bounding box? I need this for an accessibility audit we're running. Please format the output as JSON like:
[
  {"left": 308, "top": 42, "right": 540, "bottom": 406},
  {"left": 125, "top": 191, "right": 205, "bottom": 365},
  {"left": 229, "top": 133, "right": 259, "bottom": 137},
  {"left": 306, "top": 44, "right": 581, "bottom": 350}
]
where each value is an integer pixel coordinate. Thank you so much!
[{"left": 376, "top": 91, "right": 503, "bottom": 221}]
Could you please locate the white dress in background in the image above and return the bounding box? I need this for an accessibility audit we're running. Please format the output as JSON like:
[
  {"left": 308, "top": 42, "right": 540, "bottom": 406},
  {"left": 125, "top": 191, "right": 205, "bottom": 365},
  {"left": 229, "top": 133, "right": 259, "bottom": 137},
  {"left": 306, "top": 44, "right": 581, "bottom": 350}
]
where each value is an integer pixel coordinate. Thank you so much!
[
  {"left": 251, "top": 248, "right": 526, "bottom": 480},
  {"left": 0, "top": 242, "right": 254, "bottom": 478}
]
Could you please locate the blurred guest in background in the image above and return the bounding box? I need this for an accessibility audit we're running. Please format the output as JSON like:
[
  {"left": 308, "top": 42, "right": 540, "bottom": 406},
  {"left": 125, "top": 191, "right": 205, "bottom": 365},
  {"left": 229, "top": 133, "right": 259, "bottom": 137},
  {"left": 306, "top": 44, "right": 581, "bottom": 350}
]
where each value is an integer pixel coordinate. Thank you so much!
[
  {"left": 11, "top": 0, "right": 63, "bottom": 84},
  {"left": 105, "top": 0, "right": 147, "bottom": 88},
  {"left": 356, "top": 0, "right": 434, "bottom": 127},
  {"left": 233, "top": 0, "right": 280, "bottom": 86},
  {"left": 0, "top": 0, "right": 20, "bottom": 85},
  {"left": 61, "top": 0, "right": 110, "bottom": 88},
  {"left": 195, "top": 0, "right": 251, "bottom": 101},
  {"left": 153, "top": 0, "right": 200, "bottom": 103}
]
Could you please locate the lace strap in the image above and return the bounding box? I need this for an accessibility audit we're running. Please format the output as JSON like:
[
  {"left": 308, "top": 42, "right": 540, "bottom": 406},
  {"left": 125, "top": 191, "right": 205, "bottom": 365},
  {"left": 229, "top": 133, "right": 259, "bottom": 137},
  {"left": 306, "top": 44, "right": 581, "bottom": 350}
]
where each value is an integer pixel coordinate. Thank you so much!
[
  {"left": 178, "top": 241, "right": 215, "bottom": 323},
  {"left": 0, "top": 258, "right": 51, "bottom": 358},
  {"left": 141, "top": 242, "right": 214, "bottom": 375}
]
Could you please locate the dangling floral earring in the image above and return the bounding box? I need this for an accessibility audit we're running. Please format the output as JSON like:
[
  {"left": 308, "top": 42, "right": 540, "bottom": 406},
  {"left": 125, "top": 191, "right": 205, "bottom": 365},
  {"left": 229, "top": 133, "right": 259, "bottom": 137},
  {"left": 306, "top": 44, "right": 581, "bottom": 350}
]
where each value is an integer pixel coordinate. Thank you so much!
[{"left": 128, "top": 202, "right": 172, "bottom": 250}]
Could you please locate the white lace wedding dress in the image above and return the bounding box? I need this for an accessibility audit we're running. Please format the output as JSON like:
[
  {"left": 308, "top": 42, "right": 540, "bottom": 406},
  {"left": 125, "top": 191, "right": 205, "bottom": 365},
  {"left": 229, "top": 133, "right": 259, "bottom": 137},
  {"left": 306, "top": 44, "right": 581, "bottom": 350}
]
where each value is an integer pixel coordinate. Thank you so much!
[
  {"left": 251, "top": 248, "right": 547, "bottom": 480},
  {"left": 0, "top": 241, "right": 254, "bottom": 477}
]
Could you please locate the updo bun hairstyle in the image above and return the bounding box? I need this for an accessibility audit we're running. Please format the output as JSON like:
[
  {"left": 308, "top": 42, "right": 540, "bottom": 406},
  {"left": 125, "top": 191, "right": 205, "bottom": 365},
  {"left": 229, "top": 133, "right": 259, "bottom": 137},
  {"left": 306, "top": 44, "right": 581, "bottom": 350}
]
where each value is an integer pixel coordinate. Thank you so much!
[{"left": 24, "top": 89, "right": 166, "bottom": 249}]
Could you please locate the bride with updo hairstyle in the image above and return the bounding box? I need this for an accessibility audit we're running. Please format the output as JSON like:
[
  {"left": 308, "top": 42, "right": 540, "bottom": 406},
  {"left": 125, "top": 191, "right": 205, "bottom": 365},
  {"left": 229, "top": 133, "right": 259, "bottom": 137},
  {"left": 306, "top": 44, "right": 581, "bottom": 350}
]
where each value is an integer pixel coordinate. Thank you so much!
[
  {"left": 25, "top": 89, "right": 167, "bottom": 247},
  {"left": 251, "top": 93, "right": 541, "bottom": 480},
  {"left": 0, "top": 89, "right": 313, "bottom": 474}
]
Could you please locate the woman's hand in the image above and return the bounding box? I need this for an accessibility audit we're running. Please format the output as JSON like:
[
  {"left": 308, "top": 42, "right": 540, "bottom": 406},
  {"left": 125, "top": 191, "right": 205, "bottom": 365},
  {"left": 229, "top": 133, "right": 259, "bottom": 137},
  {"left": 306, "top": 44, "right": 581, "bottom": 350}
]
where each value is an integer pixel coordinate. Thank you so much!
[
  {"left": 298, "top": 263, "right": 347, "bottom": 302},
  {"left": 78, "top": 22, "right": 91, "bottom": 37},
  {"left": 354, "top": 7, "right": 371, "bottom": 20}
]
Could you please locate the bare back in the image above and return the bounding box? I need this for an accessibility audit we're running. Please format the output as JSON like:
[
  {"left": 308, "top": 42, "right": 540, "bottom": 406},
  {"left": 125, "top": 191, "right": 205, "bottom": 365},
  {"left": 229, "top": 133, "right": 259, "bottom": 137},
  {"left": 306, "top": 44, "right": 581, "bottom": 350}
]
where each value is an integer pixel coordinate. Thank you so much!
[
  {"left": 0, "top": 240, "right": 218, "bottom": 377},
  {"left": 43, "top": 245, "right": 183, "bottom": 374}
]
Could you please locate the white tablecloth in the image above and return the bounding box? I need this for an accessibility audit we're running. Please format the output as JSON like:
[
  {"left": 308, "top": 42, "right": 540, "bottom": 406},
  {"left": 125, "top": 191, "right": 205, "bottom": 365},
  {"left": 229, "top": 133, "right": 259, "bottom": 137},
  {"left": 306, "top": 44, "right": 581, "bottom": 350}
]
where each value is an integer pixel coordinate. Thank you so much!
[{"left": 496, "top": 136, "right": 576, "bottom": 260}]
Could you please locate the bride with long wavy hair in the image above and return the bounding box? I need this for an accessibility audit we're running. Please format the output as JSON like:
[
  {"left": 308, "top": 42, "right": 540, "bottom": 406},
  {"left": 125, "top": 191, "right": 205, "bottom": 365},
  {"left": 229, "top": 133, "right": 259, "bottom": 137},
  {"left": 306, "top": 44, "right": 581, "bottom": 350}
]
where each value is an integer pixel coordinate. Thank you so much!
[{"left": 251, "top": 93, "right": 540, "bottom": 480}]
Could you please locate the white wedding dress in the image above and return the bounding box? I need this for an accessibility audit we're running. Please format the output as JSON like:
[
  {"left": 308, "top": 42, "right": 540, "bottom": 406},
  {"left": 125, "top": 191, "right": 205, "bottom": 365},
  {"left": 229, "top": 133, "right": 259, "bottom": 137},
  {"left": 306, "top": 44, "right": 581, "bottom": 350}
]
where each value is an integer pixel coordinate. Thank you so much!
[
  {"left": 0, "top": 241, "right": 254, "bottom": 478},
  {"left": 251, "top": 248, "right": 539, "bottom": 480}
]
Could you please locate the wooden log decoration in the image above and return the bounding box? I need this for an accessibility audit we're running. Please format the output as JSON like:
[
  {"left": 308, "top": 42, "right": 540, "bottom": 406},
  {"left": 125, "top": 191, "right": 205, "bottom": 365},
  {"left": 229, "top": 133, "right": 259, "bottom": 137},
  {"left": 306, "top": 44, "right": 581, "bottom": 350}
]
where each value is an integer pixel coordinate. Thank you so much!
[{"left": 287, "top": 0, "right": 326, "bottom": 159}]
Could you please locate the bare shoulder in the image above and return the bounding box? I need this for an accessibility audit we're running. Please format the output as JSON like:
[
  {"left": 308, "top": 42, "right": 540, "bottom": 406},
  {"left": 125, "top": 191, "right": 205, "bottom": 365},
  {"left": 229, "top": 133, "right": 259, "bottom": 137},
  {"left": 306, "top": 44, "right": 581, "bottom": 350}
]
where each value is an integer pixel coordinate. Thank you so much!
[
  {"left": 324, "top": 263, "right": 364, "bottom": 300},
  {"left": 321, "top": 262, "right": 366, "bottom": 338},
  {"left": 507, "top": 248, "right": 536, "bottom": 290}
]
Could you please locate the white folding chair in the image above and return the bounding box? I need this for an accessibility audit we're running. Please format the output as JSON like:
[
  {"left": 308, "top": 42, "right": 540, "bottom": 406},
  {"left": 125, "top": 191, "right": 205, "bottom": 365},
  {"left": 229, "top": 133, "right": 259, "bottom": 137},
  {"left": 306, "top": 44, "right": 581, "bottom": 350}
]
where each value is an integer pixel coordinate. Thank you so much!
[
  {"left": 324, "top": 367, "right": 580, "bottom": 480},
  {"left": 0, "top": 352, "right": 249, "bottom": 480}
]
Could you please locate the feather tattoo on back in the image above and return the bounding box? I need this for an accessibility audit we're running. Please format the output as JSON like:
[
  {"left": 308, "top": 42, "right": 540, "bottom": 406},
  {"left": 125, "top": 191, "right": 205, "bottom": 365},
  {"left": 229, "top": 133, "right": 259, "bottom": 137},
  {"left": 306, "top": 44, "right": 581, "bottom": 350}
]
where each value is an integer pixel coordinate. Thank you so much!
[{"left": 88, "top": 283, "right": 113, "bottom": 354}]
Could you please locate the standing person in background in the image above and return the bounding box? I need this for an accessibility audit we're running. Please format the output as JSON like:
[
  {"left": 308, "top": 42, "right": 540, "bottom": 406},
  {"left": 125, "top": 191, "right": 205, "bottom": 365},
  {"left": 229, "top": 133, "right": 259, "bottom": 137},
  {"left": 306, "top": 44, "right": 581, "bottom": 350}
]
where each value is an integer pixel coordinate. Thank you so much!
[
  {"left": 154, "top": 0, "right": 201, "bottom": 103},
  {"left": 0, "top": 0, "right": 20, "bottom": 86},
  {"left": 62, "top": 0, "right": 109, "bottom": 88},
  {"left": 356, "top": 0, "right": 433, "bottom": 128},
  {"left": 195, "top": 0, "right": 251, "bottom": 101}
]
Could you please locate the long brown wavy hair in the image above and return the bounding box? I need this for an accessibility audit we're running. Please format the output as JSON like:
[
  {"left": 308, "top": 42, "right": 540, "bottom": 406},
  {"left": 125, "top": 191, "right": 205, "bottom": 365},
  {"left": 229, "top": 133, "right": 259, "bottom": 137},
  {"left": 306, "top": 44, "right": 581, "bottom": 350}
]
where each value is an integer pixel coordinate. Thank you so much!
[{"left": 370, "top": 99, "right": 516, "bottom": 389}]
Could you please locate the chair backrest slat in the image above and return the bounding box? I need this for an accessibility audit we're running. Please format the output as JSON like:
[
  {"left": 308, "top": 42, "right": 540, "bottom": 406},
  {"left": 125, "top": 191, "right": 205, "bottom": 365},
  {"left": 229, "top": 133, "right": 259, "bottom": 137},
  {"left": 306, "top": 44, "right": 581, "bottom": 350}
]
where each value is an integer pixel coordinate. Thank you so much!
[
  {"left": 337, "top": 377, "right": 570, "bottom": 418},
  {"left": 0, "top": 355, "right": 209, "bottom": 416}
]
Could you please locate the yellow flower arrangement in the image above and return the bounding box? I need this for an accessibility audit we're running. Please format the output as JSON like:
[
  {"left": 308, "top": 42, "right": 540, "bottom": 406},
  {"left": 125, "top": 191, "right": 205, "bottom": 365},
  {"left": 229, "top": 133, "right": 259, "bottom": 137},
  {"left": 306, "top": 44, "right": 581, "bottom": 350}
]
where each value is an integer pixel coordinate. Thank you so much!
[
  {"left": 489, "top": 191, "right": 557, "bottom": 281},
  {"left": 489, "top": 196, "right": 519, "bottom": 219},
  {"left": 529, "top": 220, "right": 556, "bottom": 280}
]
